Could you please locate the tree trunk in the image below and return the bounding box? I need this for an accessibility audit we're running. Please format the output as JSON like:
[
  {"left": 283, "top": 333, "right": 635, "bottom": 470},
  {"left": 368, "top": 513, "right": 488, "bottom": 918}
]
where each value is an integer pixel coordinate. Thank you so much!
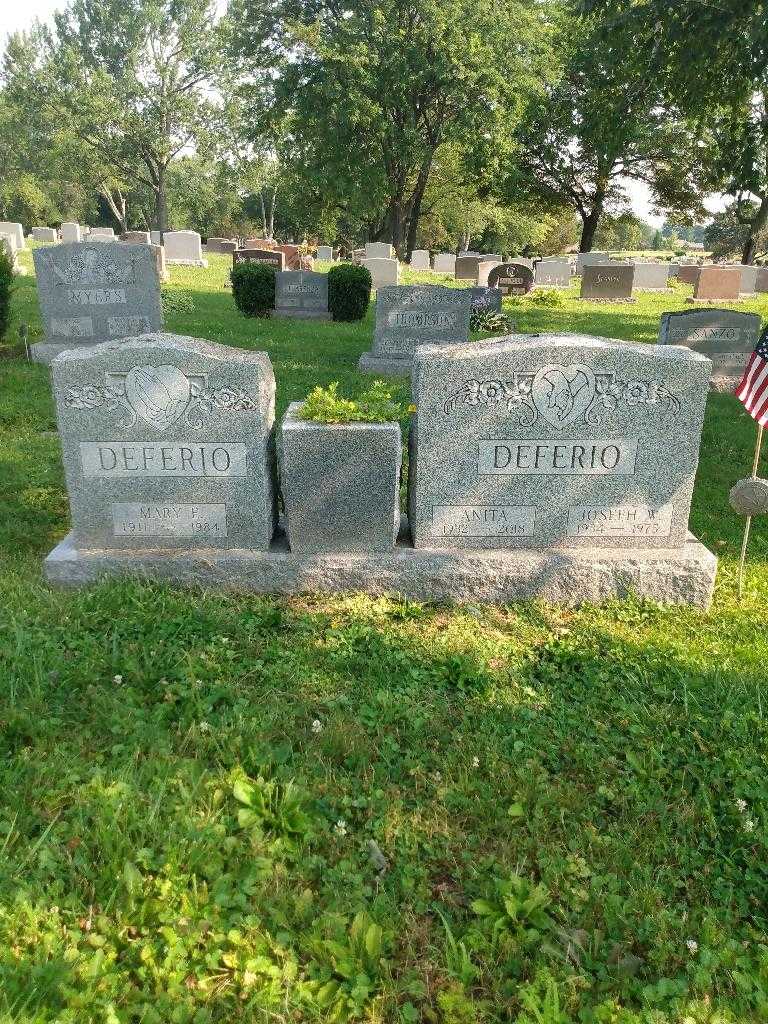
[
  {"left": 155, "top": 165, "right": 169, "bottom": 237},
  {"left": 268, "top": 189, "right": 276, "bottom": 239},
  {"left": 390, "top": 198, "right": 406, "bottom": 259},
  {"left": 579, "top": 204, "right": 603, "bottom": 252},
  {"left": 405, "top": 159, "right": 433, "bottom": 258},
  {"left": 741, "top": 194, "right": 768, "bottom": 264},
  {"left": 100, "top": 184, "right": 128, "bottom": 234}
]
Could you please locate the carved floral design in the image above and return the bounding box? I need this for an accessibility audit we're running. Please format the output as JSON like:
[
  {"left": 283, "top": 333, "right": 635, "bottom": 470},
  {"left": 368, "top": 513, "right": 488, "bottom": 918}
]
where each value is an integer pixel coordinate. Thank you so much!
[
  {"left": 443, "top": 364, "right": 680, "bottom": 428},
  {"left": 64, "top": 365, "right": 258, "bottom": 432}
]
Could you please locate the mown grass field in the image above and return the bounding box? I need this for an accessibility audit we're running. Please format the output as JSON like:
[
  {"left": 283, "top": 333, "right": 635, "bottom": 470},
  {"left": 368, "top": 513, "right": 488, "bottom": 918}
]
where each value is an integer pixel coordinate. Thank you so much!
[{"left": 0, "top": 248, "right": 767, "bottom": 1024}]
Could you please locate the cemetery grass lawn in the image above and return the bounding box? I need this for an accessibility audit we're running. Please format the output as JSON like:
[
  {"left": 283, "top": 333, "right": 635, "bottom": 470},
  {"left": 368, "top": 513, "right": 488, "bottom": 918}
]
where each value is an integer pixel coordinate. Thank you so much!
[{"left": 0, "top": 250, "right": 767, "bottom": 1023}]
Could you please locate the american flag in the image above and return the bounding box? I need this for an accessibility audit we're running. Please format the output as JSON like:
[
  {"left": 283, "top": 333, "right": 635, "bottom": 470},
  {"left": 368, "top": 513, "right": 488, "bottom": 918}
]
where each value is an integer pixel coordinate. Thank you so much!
[{"left": 735, "top": 328, "right": 768, "bottom": 426}]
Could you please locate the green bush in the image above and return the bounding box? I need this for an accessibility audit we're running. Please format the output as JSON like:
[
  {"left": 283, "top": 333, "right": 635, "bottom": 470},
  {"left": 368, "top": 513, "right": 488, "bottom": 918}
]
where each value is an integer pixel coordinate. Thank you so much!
[
  {"left": 231, "top": 262, "right": 275, "bottom": 317},
  {"left": 328, "top": 263, "right": 372, "bottom": 321},
  {"left": 0, "top": 243, "right": 15, "bottom": 340},
  {"left": 299, "top": 380, "right": 401, "bottom": 424},
  {"left": 470, "top": 308, "right": 516, "bottom": 333}
]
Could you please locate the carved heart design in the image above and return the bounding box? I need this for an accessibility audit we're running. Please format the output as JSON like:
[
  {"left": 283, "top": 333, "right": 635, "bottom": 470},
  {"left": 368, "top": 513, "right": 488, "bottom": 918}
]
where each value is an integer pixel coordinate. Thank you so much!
[
  {"left": 531, "top": 363, "right": 596, "bottom": 429},
  {"left": 124, "top": 364, "right": 191, "bottom": 432}
]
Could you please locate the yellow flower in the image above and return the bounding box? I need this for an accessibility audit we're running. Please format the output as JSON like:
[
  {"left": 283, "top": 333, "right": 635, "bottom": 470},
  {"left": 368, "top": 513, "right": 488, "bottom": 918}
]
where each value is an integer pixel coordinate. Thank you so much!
[{"left": 408, "top": 404, "right": 417, "bottom": 413}]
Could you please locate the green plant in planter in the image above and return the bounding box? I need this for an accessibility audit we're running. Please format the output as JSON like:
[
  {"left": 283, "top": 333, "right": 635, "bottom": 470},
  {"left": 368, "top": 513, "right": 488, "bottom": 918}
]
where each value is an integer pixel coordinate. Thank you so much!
[
  {"left": 470, "top": 308, "right": 516, "bottom": 333},
  {"left": 231, "top": 262, "right": 276, "bottom": 317},
  {"left": 328, "top": 263, "right": 372, "bottom": 321},
  {"left": 299, "top": 381, "right": 401, "bottom": 424}
]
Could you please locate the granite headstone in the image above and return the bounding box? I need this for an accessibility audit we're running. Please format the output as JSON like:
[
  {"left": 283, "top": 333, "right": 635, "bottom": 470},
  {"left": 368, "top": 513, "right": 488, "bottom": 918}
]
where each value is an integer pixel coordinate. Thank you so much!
[
  {"left": 488, "top": 263, "right": 534, "bottom": 296},
  {"left": 273, "top": 270, "right": 330, "bottom": 320},
  {"left": 580, "top": 264, "right": 635, "bottom": 301},
  {"left": 31, "top": 241, "right": 163, "bottom": 365},
  {"left": 658, "top": 309, "right": 761, "bottom": 390}
]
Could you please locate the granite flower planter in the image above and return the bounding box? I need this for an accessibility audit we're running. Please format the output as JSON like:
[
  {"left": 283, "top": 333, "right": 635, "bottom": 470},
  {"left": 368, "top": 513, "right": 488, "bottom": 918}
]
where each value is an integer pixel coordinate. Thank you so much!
[{"left": 279, "top": 402, "right": 402, "bottom": 553}]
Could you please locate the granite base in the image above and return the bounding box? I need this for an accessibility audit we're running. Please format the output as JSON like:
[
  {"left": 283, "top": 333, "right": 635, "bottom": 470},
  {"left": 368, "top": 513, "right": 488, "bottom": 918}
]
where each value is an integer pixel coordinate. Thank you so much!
[
  {"left": 272, "top": 309, "right": 332, "bottom": 320},
  {"left": 358, "top": 352, "right": 413, "bottom": 376},
  {"left": 31, "top": 342, "right": 75, "bottom": 365},
  {"left": 45, "top": 528, "right": 717, "bottom": 608}
]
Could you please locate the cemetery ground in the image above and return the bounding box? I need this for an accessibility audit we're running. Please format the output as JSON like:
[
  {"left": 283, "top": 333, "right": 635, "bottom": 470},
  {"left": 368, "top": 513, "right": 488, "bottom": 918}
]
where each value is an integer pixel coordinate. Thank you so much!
[{"left": 1, "top": 249, "right": 767, "bottom": 1024}]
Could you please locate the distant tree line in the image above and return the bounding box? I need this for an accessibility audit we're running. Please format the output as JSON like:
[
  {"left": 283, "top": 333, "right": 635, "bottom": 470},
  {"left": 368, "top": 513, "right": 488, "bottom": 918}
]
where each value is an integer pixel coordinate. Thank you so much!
[{"left": 0, "top": 0, "right": 765, "bottom": 259}]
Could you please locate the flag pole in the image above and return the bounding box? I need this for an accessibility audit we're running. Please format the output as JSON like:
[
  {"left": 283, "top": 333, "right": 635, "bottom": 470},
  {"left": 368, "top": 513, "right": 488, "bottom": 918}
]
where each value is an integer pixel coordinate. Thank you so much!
[{"left": 737, "top": 423, "right": 764, "bottom": 600}]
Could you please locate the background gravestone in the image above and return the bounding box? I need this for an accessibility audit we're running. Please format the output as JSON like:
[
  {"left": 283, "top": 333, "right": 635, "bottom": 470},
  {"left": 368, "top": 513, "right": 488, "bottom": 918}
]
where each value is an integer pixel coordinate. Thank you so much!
[
  {"left": 659, "top": 309, "right": 761, "bottom": 390},
  {"left": 409, "top": 334, "right": 711, "bottom": 552},
  {"left": 756, "top": 267, "right": 768, "bottom": 293},
  {"left": 677, "top": 265, "right": 701, "bottom": 286},
  {"left": 33, "top": 227, "right": 58, "bottom": 242},
  {"left": 61, "top": 222, "right": 82, "bottom": 244},
  {"left": 410, "top": 249, "right": 431, "bottom": 270},
  {"left": 273, "top": 270, "right": 330, "bottom": 319},
  {"left": 454, "top": 255, "right": 480, "bottom": 281},
  {"left": 576, "top": 251, "right": 608, "bottom": 275},
  {"left": 32, "top": 241, "right": 163, "bottom": 365},
  {"left": 365, "top": 241, "right": 394, "bottom": 259},
  {"left": 691, "top": 266, "right": 741, "bottom": 302},
  {"left": 488, "top": 263, "right": 534, "bottom": 296},
  {"left": 359, "top": 284, "right": 471, "bottom": 375},
  {"left": 433, "top": 253, "right": 456, "bottom": 274},
  {"left": 0, "top": 222, "right": 24, "bottom": 250},
  {"left": 164, "top": 230, "right": 207, "bottom": 266},
  {"left": 468, "top": 287, "right": 503, "bottom": 313},
  {"left": 316, "top": 245, "right": 334, "bottom": 261},
  {"left": 580, "top": 264, "right": 635, "bottom": 301},
  {"left": 233, "top": 248, "right": 285, "bottom": 270},
  {"left": 534, "top": 259, "right": 570, "bottom": 287},
  {"left": 361, "top": 257, "right": 399, "bottom": 288},
  {"left": 48, "top": 334, "right": 277, "bottom": 563},
  {"left": 632, "top": 263, "right": 671, "bottom": 290}
]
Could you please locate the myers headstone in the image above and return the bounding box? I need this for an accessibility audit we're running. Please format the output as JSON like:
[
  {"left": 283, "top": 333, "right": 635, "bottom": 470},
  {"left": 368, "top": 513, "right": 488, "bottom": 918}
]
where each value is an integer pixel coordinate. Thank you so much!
[
  {"left": 534, "top": 259, "right": 570, "bottom": 288},
  {"left": 362, "top": 257, "right": 399, "bottom": 288},
  {"left": 164, "top": 230, "right": 207, "bottom": 266},
  {"left": 31, "top": 241, "right": 163, "bottom": 365},
  {"left": 580, "top": 264, "right": 635, "bottom": 301},
  {"left": 659, "top": 309, "right": 761, "bottom": 391},
  {"left": 409, "top": 334, "right": 711, "bottom": 554},
  {"left": 488, "top": 263, "right": 534, "bottom": 296},
  {"left": 47, "top": 334, "right": 277, "bottom": 569},
  {"left": 358, "top": 284, "right": 471, "bottom": 375},
  {"left": 632, "top": 263, "right": 671, "bottom": 290},
  {"left": 273, "top": 270, "right": 330, "bottom": 320},
  {"left": 61, "top": 223, "right": 82, "bottom": 244}
]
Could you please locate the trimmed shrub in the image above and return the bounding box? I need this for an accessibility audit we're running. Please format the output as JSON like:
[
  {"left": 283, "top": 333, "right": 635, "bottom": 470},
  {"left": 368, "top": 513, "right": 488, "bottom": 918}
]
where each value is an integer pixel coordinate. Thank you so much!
[
  {"left": 0, "top": 243, "right": 15, "bottom": 340},
  {"left": 328, "top": 263, "right": 372, "bottom": 321},
  {"left": 231, "top": 262, "right": 276, "bottom": 317}
]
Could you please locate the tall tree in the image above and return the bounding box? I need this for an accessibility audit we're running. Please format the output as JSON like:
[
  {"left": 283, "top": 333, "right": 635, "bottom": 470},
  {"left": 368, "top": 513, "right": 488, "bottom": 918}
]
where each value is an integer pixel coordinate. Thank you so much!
[
  {"left": 508, "top": 11, "right": 705, "bottom": 251},
  {"left": 3, "top": 0, "right": 232, "bottom": 235},
  {"left": 230, "top": 0, "right": 551, "bottom": 257}
]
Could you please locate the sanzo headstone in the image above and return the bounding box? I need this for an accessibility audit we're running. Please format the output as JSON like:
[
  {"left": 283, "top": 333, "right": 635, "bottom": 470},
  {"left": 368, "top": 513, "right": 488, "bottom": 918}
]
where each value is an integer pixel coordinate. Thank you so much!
[
  {"left": 658, "top": 309, "right": 762, "bottom": 391},
  {"left": 46, "top": 334, "right": 277, "bottom": 576},
  {"left": 580, "top": 264, "right": 635, "bottom": 301},
  {"left": 359, "top": 284, "right": 471, "bottom": 375},
  {"left": 408, "top": 334, "right": 711, "bottom": 553},
  {"left": 32, "top": 241, "right": 163, "bottom": 365},
  {"left": 273, "top": 270, "right": 330, "bottom": 320},
  {"left": 488, "top": 263, "right": 534, "bottom": 296}
]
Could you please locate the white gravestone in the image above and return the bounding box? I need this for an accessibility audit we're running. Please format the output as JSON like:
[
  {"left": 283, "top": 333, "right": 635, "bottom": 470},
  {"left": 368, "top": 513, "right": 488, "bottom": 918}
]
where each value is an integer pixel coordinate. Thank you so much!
[
  {"left": 362, "top": 257, "right": 399, "bottom": 288},
  {"left": 32, "top": 227, "right": 58, "bottom": 242},
  {"left": 164, "top": 231, "right": 207, "bottom": 267},
  {"left": 316, "top": 245, "right": 334, "bottom": 261},
  {"left": 433, "top": 253, "right": 456, "bottom": 274},
  {"left": 61, "top": 223, "right": 82, "bottom": 244},
  {"left": 365, "top": 242, "right": 394, "bottom": 259},
  {"left": 534, "top": 260, "right": 571, "bottom": 288},
  {"left": 0, "top": 222, "right": 24, "bottom": 250},
  {"left": 410, "top": 250, "right": 431, "bottom": 270}
]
